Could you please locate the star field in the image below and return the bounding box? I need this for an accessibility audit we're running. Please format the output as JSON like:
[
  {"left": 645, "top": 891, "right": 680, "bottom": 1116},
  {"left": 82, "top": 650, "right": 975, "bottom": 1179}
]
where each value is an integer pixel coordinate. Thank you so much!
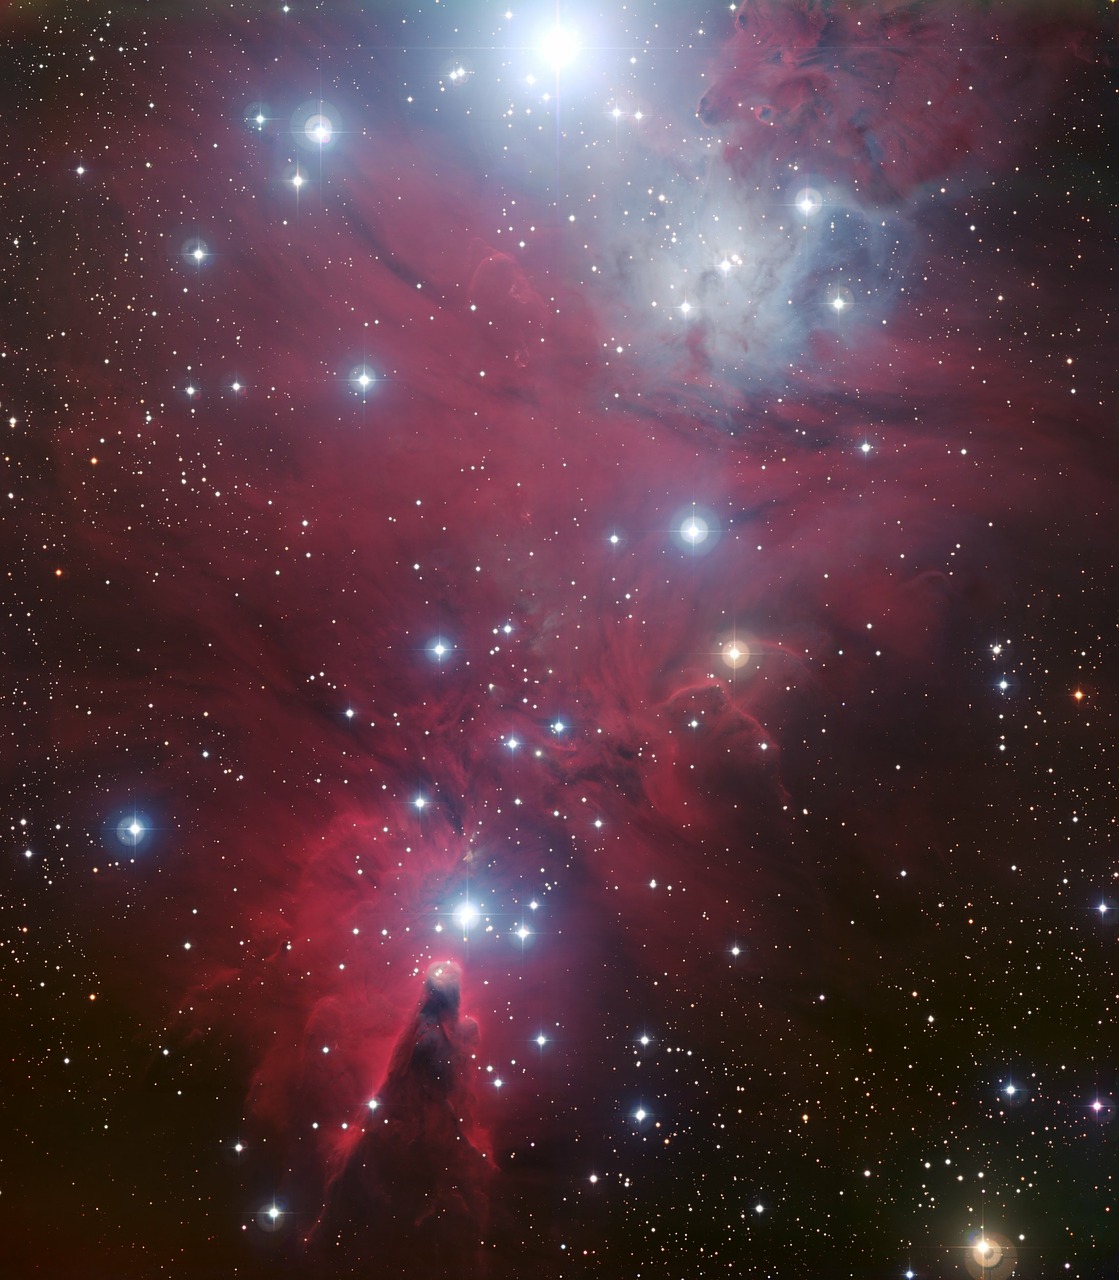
[{"left": 2, "top": 1, "right": 1117, "bottom": 1277}]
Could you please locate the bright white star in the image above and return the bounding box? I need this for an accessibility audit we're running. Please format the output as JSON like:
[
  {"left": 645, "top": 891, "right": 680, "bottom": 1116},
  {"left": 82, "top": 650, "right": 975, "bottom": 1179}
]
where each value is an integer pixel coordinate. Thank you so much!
[
  {"left": 680, "top": 515, "right": 710, "bottom": 545},
  {"left": 539, "top": 26, "right": 579, "bottom": 70},
  {"left": 454, "top": 902, "right": 480, "bottom": 930}
]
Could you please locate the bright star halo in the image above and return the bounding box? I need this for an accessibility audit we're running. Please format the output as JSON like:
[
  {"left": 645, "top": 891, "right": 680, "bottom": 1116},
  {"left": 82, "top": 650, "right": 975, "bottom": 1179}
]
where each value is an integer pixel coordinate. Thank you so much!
[
  {"left": 114, "top": 813, "right": 151, "bottom": 848},
  {"left": 794, "top": 185, "right": 823, "bottom": 216},
  {"left": 671, "top": 505, "right": 720, "bottom": 554},
  {"left": 719, "top": 635, "right": 752, "bottom": 670},
  {"left": 349, "top": 365, "right": 377, "bottom": 395},
  {"left": 963, "top": 1231, "right": 1016, "bottom": 1280},
  {"left": 538, "top": 25, "right": 580, "bottom": 70},
  {"left": 829, "top": 285, "right": 854, "bottom": 314},
  {"left": 426, "top": 636, "right": 453, "bottom": 663},
  {"left": 244, "top": 102, "right": 270, "bottom": 131},
  {"left": 292, "top": 100, "right": 339, "bottom": 150},
  {"left": 180, "top": 236, "right": 209, "bottom": 266},
  {"left": 258, "top": 1203, "right": 285, "bottom": 1232},
  {"left": 453, "top": 901, "right": 480, "bottom": 931}
]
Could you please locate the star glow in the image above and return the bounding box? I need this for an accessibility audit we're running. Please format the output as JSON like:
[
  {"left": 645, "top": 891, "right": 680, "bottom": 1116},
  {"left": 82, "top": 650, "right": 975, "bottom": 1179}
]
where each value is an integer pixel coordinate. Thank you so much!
[
  {"left": 538, "top": 25, "right": 580, "bottom": 70},
  {"left": 721, "top": 637, "right": 750, "bottom": 669},
  {"left": 454, "top": 901, "right": 480, "bottom": 931},
  {"left": 426, "top": 637, "right": 452, "bottom": 663},
  {"left": 795, "top": 186, "right": 823, "bottom": 216},
  {"left": 672, "top": 506, "right": 719, "bottom": 554},
  {"left": 181, "top": 238, "right": 209, "bottom": 266},
  {"left": 292, "top": 100, "right": 339, "bottom": 149},
  {"left": 259, "top": 1203, "right": 285, "bottom": 1232},
  {"left": 350, "top": 366, "right": 376, "bottom": 394},
  {"left": 114, "top": 814, "right": 149, "bottom": 848}
]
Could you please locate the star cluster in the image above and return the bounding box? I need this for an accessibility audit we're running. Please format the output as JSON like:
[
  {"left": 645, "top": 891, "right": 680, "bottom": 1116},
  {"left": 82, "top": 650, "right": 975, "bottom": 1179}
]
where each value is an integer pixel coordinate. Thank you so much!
[{"left": 2, "top": 1, "right": 1117, "bottom": 1277}]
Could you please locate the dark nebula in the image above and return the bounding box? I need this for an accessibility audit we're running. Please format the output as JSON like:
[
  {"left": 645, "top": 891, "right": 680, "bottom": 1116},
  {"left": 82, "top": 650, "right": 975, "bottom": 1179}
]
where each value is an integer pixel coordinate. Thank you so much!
[
  {"left": 2, "top": 1, "right": 1118, "bottom": 1277},
  {"left": 312, "top": 960, "right": 493, "bottom": 1276}
]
